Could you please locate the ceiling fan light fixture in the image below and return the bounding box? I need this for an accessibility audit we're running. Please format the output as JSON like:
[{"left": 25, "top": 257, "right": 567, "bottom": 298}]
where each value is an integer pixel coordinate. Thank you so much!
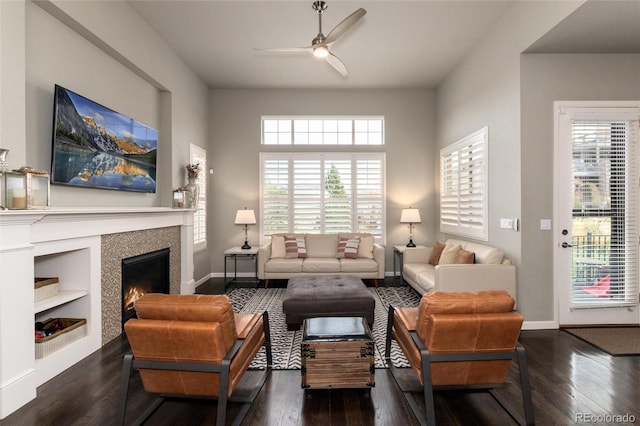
[
  {"left": 255, "top": 2, "right": 366, "bottom": 77},
  {"left": 313, "top": 46, "right": 329, "bottom": 57}
]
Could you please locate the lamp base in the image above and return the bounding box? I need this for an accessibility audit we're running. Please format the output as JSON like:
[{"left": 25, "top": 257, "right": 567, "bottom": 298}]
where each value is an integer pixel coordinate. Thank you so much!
[
  {"left": 406, "top": 239, "right": 416, "bottom": 248},
  {"left": 241, "top": 241, "right": 252, "bottom": 250}
]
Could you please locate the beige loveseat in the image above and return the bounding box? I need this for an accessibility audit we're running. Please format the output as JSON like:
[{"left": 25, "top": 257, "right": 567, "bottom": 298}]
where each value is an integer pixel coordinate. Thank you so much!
[
  {"left": 402, "top": 238, "right": 516, "bottom": 300},
  {"left": 257, "top": 233, "right": 385, "bottom": 283}
]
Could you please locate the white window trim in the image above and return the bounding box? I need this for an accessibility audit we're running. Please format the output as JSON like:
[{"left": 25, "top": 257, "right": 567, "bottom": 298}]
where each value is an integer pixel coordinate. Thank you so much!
[
  {"left": 440, "top": 127, "right": 489, "bottom": 241},
  {"left": 261, "top": 115, "right": 385, "bottom": 145},
  {"left": 190, "top": 143, "right": 207, "bottom": 252}
]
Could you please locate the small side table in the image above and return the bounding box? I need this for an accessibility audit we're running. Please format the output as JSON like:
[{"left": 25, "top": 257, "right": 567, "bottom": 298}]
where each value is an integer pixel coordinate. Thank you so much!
[
  {"left": 393, "top": 245, "right": 426, "bottom": 283},
  {"left": 224, "top": 247, "right": 259, "bottom": 287}
]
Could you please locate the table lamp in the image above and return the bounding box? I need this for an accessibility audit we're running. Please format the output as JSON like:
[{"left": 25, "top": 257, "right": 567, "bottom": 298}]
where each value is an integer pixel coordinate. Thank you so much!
[
  {"left": 400, "top": 208, "right": 421, "bottom": 247},
  {"left": 235, "top": 207, "right": 257, "bottom": 249}
]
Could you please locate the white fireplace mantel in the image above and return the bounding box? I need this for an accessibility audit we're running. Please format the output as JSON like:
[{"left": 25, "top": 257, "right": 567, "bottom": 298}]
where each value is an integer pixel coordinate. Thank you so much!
[{"left": 0, "top": 207, "right": 196, "bottom": 419}]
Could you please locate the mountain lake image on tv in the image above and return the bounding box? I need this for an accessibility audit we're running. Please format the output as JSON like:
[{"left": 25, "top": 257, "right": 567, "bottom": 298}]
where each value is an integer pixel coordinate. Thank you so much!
[{"left": 51, "top": 85, "right": 158, "bottom": 192}]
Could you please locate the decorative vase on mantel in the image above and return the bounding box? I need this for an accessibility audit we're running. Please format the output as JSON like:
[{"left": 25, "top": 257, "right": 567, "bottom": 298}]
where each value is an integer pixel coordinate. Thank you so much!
[{"left": 184, "top": 163, "right": 200, "bottom": 209}]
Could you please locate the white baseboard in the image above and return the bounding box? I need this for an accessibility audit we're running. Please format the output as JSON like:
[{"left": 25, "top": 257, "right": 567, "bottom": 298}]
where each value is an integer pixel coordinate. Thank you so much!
[{"left": 522, "top": 320, "right": 558, "bottom": 330}]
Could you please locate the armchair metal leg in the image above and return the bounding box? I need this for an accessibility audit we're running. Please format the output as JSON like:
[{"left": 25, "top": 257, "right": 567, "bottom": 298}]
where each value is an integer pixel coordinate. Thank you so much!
[
  {"left": 263, "top": 311, "right": 273, "bottom": 367},
  {"left": 119, "top": 354, "right": 165, "bottom": 426},
  {"left": 217, "top": 361, "right": 231, "bottom": 426},
  {"left": 486, "top": 343, "right": 536, "bottom": 426},
  {"left": 421, "top": 351, "right": 437, "bottom": 426},
  {"left": 384, "top": 306, "right": 394, "bottom": 361},
  {"left": 225, "top": 310, "right": 273, "bottom": 426},
  {"left": 516, "top": 343, "right": 536, "bottom": 426},
  {"left": 117, "top": 354, "right": 133, "bottom": 425},
  {"left": 385, "top": 306, "right": 428, "bottom": 425}
]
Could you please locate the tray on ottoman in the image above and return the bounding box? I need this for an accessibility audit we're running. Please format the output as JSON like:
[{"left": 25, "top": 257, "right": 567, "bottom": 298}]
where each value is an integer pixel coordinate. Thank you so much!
[
  {"left": 283, "top": 275, "right": 375, "bottom": 331},
  {"left": 301, "top": 316, "right": 375, "bottom": 392}
]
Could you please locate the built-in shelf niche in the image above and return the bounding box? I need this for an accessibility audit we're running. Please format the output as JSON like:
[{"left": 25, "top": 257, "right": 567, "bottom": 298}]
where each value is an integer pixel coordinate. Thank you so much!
[{"left": 32, "top": 236, "right": 101, "bottom": 387}]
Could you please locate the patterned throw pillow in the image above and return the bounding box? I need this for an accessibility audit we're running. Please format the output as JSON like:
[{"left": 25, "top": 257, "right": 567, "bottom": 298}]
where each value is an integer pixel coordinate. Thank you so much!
[
  {"left": 337, "top": 237, "right": 360, "bottom": 259},
  {"left": 285, "top": 236, "right": 307, "bottom": 259}
]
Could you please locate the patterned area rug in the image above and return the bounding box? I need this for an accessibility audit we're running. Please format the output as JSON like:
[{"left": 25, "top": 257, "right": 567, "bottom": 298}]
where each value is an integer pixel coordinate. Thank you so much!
[{"left": 226, "top": 286, "right": 421, "bottom": 370}]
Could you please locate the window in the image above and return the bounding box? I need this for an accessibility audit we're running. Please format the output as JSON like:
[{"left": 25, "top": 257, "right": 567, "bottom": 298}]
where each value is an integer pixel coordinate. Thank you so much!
[
  {"left": 440, "top": 127, "right": 488, "bottom": 240},
  {"left": 260, "top": 152, "right": 385, "bottom": 241},
  {"left": 190, "top": 144, "right": 207, "bottom": 251},
  {"left": 262, "top": 116, "right": 384, "bottom": 145}
]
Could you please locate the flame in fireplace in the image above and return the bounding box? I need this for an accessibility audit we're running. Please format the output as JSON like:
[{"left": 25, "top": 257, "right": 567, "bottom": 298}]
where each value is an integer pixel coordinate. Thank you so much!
[{"left": 124, "top": 286, "right": 146, "bottom": 313}]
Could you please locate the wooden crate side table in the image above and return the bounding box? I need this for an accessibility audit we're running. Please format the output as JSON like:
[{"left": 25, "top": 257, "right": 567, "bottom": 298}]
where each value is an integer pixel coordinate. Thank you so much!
[{"left": 301, "top": 317, "right": 375, "bottom": 393}]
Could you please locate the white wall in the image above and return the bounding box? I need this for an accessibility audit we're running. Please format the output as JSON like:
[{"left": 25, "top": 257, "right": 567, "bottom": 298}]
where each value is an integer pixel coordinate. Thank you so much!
[
  {"left": 436, "top": 1, "right": 584, "bottom": 321},
  {"left": 209, "top": 88, "right": 437, "bottom": 274},
  {"left": 0, "top": 1, "right": 27, "bottom": 168},
  {"left": 521, "top": 53, "right": 640, "bottom": 321}
]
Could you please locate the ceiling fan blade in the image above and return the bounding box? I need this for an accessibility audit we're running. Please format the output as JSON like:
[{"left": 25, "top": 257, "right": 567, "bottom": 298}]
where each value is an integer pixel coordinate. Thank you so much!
[
  {"left": 324, "top": 8, "right": 366, "bottom": 45},
  {"left": 324, "top": 52, "right": 348, "bottom": 77},
  {"left": 253, "top": 47, "right": 312, "bottom": 54}
]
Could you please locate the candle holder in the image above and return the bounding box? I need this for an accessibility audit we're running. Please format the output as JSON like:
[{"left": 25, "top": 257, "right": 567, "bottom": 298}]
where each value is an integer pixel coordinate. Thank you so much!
[{"left": 3, "top": 171, "right": 50, "bottom": 210}]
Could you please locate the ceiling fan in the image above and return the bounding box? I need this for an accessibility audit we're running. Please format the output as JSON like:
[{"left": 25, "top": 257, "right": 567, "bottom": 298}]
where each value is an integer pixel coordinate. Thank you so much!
[{"left": 255, "top": 1, "right": 367, "bottom": 77}]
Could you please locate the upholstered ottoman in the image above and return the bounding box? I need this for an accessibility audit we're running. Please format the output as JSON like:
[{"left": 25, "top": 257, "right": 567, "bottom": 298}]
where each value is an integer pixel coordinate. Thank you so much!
[{"left": 282, "top": 275, "right": 375, "bottom": 331}]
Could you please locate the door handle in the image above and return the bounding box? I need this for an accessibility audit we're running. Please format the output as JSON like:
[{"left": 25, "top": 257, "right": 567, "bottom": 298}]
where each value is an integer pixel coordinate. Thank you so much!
[{"left": 562, "top": 242, "right": 573, "bottom": 248}]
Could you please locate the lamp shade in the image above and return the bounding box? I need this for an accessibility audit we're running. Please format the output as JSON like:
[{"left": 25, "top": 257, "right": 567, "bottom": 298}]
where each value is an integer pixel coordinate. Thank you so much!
[
  {"left": 235, "top": 208, "right": 256, "bottom": 225},
  {"left": 400, "top": 208, "right": 421, "bottom": 223}
]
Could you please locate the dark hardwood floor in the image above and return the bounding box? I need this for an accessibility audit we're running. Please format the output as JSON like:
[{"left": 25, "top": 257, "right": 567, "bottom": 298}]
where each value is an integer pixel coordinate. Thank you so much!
[{"left": 4, "top": 278, "right": 640, "bottom": 425}]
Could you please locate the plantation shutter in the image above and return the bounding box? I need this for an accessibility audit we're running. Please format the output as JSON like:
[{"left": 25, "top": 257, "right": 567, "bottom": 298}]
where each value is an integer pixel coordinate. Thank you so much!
[
  {"left": 569, "top": 110, "right": 640, "bottom": 308},
  {"left": 260, "top": 153, "right": 385, "bottom": 241},
  {"left": 293, "top": 160, "right": 322, "bottom": 233},
  {"left": 355, "top": 158, "right": 384, "bottom": 237},
  {"left": 440, "top": 127, "right": 488, "bottom": 240},
  {"left": 190, "top": 144, "right": 207, "bottom": 250},
  {"left": 262, "top": 159, "right": 289, "bottom": 235},
  {"left": 324, "top": 161, "right": 352, "bottom": 233}
]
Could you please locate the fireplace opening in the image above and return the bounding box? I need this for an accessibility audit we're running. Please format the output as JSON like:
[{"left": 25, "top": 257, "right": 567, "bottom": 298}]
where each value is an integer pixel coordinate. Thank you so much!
[{"left": 121, "top": 248, "right": 170, "bottom": 328}]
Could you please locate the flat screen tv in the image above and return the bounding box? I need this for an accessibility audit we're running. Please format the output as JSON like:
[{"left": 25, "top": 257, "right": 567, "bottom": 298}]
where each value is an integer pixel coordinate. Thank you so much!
[{"left": 51, "top": 84, "right": 158, "bottom": 193}]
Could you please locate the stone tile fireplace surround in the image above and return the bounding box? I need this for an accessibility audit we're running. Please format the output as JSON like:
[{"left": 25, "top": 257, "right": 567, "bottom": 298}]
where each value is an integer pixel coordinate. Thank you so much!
[
  {"left": 102, "top": 228, "right": 181, "bottom": 343},
  {"left": 0, "top": 208, "right": 195, "bottom": 419}
]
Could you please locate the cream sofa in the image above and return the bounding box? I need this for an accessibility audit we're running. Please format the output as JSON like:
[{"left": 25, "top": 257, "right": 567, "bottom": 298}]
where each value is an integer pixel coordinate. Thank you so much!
[
  {"left": 257, "top": 233, "right": 385, "bottom": 282},
  {"left": 401, "top": 238, "right": 517, "bottom": 300}
]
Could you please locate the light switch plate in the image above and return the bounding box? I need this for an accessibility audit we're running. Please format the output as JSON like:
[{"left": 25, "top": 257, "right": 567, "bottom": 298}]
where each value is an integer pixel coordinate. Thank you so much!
[
  {"left": 500, "top": 218, "right": 513, "bottom": 229},
  {"left": 540, "top": 219, "right": 552, "bottom": 230}
]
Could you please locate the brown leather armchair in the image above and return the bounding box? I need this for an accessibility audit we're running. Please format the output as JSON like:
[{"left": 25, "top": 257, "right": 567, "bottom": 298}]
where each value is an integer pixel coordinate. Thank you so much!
[
  {"left": 385, "top": 290, "right": 534, "bottom": 425},
  {"left": 118, "top": 293, "right": 272, "bottom": 426}
]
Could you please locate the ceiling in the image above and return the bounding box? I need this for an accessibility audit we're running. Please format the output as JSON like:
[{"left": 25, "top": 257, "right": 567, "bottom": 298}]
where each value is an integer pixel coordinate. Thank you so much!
[
  {"left": 128, "top": 1, "right": 640, "bottom": 90},
  {"left": 525, "top": 0, "right": 640, "bottom": 54}
]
